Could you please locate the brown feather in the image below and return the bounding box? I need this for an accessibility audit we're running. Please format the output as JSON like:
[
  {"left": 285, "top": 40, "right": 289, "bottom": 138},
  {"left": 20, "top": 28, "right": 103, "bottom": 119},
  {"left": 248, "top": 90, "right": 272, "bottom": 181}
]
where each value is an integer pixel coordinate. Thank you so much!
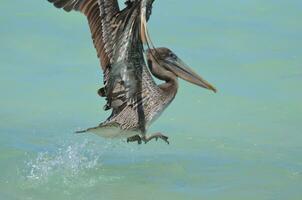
[{"left": 47, "top": 0, "right": 120, "bottom": 78}]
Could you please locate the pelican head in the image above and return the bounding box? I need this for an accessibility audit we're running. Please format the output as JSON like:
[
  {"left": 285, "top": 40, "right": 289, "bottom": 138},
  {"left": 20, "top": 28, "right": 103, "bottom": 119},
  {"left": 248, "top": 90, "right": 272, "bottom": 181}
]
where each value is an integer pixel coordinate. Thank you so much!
[{"left": 147, "top": 48, "right": 217, "bottom": 92}]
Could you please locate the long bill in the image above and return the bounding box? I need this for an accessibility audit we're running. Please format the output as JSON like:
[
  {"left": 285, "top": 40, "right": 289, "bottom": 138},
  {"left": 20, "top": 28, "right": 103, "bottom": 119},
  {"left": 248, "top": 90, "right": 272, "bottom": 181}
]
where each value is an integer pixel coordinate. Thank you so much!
[{"left": 165, "top": 58, "right": 217, "bottom": 93}]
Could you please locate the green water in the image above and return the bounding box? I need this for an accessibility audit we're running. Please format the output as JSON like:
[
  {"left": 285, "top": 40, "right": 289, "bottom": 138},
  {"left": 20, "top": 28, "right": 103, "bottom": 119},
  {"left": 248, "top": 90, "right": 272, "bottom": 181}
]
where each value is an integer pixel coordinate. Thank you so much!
[{"left": 1, "top": 0, "right": 302, "bottom": 199}]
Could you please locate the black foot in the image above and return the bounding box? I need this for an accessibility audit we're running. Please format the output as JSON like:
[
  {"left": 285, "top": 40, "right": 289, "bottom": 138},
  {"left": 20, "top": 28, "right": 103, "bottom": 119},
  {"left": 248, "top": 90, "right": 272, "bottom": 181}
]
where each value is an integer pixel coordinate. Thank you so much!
[
  {"left": 127, "top": 135, "right": 142, "bottom": 144},
  {"left": 143, "top": 132, "right": 169, "bottom": 144}
]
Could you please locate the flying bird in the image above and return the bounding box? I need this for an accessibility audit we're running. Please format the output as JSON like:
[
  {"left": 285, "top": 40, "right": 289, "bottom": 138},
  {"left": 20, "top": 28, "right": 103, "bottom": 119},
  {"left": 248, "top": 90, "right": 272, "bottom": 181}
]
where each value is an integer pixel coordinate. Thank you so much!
[{"left": 46, "top": 0, "right": 216, "bottom": 144}]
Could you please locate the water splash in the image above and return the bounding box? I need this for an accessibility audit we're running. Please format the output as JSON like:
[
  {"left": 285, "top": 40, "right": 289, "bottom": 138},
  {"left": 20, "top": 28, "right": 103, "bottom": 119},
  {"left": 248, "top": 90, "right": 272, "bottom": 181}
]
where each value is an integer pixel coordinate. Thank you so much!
[
  {"left": 20, "top": 138, "right": 139, "bottom": 189},
  {"left": 23, "top": 139, "right": 103, "bottom": 188}
]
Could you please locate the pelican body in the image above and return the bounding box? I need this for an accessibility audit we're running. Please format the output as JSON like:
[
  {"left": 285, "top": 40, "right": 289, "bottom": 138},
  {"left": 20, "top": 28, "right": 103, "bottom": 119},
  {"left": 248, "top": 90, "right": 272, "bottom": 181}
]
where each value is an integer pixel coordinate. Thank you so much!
[{"left": 47, "top": 0, "right": 216, "bottom": 144}]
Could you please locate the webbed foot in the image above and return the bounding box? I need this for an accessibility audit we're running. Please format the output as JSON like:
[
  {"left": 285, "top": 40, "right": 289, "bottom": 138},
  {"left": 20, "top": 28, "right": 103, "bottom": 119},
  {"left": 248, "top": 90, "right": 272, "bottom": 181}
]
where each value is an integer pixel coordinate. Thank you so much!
[
  {"left": 142, "top": 132, "right": 169, "bottom": 144},
  {"left": 127, "top": 135, "right": 142, "bottom": 144}
]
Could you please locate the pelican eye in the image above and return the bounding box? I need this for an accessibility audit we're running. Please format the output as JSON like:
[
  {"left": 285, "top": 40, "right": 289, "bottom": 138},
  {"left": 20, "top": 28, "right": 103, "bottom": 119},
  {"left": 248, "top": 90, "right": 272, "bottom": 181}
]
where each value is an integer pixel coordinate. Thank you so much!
[{"left": 169, "top": 52, "right": 177, "bottom": 60}]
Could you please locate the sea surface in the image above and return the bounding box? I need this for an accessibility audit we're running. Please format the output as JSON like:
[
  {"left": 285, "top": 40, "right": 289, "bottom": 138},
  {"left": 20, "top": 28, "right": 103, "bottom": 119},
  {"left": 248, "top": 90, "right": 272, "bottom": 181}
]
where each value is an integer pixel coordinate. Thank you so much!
[{"left": 0, "top": 0, "right": 301, "bottom": 199}]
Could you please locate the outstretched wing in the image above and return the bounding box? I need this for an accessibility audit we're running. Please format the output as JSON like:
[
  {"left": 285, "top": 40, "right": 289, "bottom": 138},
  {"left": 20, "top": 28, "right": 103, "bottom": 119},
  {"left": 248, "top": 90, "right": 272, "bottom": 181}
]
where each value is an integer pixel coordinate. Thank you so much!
[
  {"left": 47, "top": 0, "right": 119, "bottom": 72},
  {"left": 48, "top": 0, "right": 156, "bottom": 132}
]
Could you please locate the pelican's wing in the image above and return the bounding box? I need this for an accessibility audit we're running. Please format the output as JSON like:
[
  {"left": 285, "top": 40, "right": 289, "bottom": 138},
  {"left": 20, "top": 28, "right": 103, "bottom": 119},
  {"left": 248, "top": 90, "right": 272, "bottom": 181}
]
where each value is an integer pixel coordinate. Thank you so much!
[{"left": 47, "top": 0, "right": 119, "bottom": 71}]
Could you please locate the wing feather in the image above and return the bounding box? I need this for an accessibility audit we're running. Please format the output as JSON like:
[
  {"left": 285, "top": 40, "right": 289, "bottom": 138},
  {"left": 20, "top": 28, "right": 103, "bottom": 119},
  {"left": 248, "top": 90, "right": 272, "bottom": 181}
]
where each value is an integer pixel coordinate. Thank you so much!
[
  {"left": 48, "top": 0, "right": 159, "bottom": 132},
  {"left": 47, "top": 0, "right": 120, "bottom": 71}
]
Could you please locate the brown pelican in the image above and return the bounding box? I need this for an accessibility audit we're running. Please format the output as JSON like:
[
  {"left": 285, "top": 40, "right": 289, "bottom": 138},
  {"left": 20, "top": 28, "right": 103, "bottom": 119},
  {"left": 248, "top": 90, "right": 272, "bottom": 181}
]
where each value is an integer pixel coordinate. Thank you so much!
[{"left": 47, "top": 0, "right": 216, "bottom": 144}]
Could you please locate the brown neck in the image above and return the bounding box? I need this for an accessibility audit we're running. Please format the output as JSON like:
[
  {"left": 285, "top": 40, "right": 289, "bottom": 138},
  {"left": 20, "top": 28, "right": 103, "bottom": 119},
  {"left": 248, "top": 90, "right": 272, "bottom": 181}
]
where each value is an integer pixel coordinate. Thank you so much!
[{"left": 147, "top": 59, "right": 178, "bottom": 97}]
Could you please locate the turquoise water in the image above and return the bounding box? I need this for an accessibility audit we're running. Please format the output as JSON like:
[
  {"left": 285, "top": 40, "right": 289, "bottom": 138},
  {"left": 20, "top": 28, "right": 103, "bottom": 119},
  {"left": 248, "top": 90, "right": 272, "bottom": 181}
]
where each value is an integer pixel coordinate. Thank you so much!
[{"left": 1, "top": 0, "right": 302, "bottom": 199}]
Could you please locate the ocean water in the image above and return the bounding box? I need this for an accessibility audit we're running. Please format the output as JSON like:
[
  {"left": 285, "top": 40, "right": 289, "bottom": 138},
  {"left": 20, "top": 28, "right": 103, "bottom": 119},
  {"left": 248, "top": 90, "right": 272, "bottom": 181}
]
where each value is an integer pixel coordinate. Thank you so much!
[{"left": 0, "top": 0, "right": 301, "bottom": 199}]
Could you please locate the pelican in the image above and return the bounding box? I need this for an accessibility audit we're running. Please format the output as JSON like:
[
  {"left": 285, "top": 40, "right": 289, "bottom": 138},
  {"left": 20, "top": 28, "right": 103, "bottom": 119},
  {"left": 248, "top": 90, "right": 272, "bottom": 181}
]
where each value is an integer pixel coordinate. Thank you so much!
[{"left": 47, "top": 0, "right": 216, "bottom": 144}]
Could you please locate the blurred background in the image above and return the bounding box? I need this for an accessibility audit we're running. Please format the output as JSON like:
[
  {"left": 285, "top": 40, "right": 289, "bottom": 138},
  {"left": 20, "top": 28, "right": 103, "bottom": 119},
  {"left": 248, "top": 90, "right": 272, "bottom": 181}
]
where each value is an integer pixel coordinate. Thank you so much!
[{"left": 0, "top": 0, "right": 301, "bottom": 199}]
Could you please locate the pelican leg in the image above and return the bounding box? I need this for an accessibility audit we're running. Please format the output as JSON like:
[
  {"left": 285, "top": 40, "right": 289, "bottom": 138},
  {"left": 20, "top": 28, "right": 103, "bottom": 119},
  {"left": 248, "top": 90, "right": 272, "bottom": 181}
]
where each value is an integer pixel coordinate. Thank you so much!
[
  {"left": 142, "top": 132, "right": 169, "bottom": 144},
  {"left": 127, "top": 135, "right": 142, "bottom": 144}
]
